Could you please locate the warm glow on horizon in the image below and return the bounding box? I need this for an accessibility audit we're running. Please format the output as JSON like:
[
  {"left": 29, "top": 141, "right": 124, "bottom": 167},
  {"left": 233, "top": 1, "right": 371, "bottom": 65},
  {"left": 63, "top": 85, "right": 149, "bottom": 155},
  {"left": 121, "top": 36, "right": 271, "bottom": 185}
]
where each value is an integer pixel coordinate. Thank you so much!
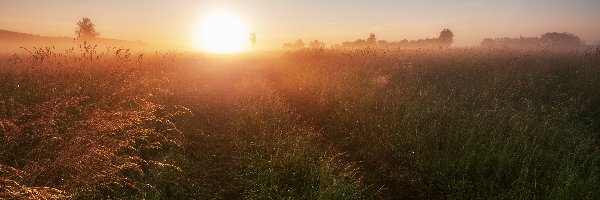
[
  {"left": 0, "top": 1, "right": 599, "bottom": 48},
  {"left": 194, "top": 11, "right": 250, "bottom": 53}
]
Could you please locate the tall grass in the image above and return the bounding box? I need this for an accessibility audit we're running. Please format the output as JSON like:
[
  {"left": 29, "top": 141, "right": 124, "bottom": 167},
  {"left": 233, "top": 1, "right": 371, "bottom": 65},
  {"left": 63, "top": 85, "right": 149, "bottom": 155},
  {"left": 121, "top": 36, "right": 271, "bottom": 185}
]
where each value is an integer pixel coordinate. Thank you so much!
[
  {"left": 269, "top": 47, "right": 600, "bottom": 199},
  {"left": 1, "top": 45, "right": 599, "bottom": 199},
  {"left": 165, "top": 56, "right": 370, "bottom": 199},
  {"left": 1, "top": 44, "right": 185, "bottom": 199}
]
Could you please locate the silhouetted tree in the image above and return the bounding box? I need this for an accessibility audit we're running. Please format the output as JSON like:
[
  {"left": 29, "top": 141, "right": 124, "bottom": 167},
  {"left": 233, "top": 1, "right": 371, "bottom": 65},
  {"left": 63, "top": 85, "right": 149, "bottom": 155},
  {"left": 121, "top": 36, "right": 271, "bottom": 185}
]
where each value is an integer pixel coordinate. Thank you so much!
[
  {"left": 481, "top": 38, "right": 496, "bottom": 48},
  {"left": 283, "top": 39, "right": 306, "bottom": 49},
  {"left": 294, "top": 39, "right": 305, "bottom": 48},
  {"left": 378, "top": 40, "right": 389, "bottom": 47},
  {"left": 438, "top": 29, "right": 454, "bottom": 46},
  {"left": 75, "top": 17, "right": 99, "bottom": 40},
  {"left": 540, "top": 32, "right": 582, "bottom": 47},
  {"left": 367, "top": 33, "right": 377, "bottom": 45},
  {"left": 339, "top": 30, "right": 456, "bottom": 49},
  {"left": 484, "top": 32, "right": 584, "bottom": 49},
  {"left": 400, "top": 39, "right": 408, "bottom": 45},
  {"left": 250, "top": 33, "right": 257, "bottom": 48},
  {"left": 341, "top": 38, "right": 363, "bottom": 48},
  {"left": 310, "top": 40, "right": 325, "bottom": 48}
]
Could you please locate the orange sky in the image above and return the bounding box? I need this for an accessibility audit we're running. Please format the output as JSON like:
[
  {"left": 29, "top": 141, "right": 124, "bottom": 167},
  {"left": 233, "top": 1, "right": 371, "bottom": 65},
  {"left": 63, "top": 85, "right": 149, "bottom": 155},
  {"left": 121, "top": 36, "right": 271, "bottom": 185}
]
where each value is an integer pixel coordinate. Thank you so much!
[{"left": 1, "top": 0, "right": 599, "bottom": 49}]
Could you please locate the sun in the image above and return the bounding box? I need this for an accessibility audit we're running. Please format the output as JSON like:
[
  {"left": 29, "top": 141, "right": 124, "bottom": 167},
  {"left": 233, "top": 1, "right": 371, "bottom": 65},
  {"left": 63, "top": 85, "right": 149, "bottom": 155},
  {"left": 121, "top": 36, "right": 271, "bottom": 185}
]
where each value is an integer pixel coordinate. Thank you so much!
[{"left": 194, "top": 11, "right": 251, "bottom": 53}]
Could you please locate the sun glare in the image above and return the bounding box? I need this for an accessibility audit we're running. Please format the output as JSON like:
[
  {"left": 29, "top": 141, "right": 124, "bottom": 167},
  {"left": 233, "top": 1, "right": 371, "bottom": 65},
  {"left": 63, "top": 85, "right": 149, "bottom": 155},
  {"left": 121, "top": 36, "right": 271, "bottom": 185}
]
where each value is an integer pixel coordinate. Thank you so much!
[{"left": 194, "top": 11, "right": 250, "bottom": 53}]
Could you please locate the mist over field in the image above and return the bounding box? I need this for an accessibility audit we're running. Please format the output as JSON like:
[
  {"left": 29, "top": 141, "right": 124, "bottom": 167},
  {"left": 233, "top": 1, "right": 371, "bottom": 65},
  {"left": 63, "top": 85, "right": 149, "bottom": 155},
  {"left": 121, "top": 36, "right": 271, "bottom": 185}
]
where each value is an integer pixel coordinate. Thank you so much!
[{"left": 2, "top": 1, "right": 600, "bottom": 199}]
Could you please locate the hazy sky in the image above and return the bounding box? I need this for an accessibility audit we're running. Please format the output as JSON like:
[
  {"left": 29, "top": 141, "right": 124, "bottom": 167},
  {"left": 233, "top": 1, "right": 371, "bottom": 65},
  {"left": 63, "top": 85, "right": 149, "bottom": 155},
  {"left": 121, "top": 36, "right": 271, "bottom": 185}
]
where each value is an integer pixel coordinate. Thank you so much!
[{"left": 1, "top": 0, "right": 599, "bottom": 48}]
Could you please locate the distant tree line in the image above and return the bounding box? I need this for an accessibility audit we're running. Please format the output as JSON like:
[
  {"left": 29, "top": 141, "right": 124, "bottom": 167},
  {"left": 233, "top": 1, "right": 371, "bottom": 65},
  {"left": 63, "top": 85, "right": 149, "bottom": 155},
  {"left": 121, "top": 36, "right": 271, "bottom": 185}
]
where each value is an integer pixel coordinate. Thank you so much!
[
  {"left": 283, "top": 29, "right": 454, "bottom": 50},
  {"left": 342, "top": 29, "right": 453, "bottom": 49},
  {"left": 480, "top": 32, "right": 584, "bottom": 48},
  {"left": 282, "top": 39, "right": 326, "bottom": 49},
  {"left": 283, "top": 39, "right": 306, "bottom": 49}
]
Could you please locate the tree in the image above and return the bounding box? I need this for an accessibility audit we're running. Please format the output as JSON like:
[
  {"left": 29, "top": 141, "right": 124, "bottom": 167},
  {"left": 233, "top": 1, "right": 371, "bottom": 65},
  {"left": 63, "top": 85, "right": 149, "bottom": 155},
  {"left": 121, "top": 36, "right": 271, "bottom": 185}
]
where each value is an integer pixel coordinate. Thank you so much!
[
  {"left": 294, "top": 39, "right": 305, "bottom": 48},
  {"left": 283, "top": 39, "right": 306, "bottom": 50},
  {"left": 75, "top": 17, "right": 99, "bottom": 40},
  {"left": 438, "top": 29, "right": 454, "bottom": 46},
  {"left": 250, "top": 33, "right": 257, "bottom": 48},
  {"left": 367, "top": 33, "right": 377, "bottom": 45},
  {"left": 481, "top": 38, "right": 496, "bottom": 48},
  {"left": 540, "top": 32, "right": 582, "bottom": 47},
  {"left": 310, "top": 40, "right": 325, "bottom": 48},
  {"left": 378, "top": 40, "right": 389, "bottom": 47},
  {"left": 354, "top": 39, "right": 367, "bottom": 46}
]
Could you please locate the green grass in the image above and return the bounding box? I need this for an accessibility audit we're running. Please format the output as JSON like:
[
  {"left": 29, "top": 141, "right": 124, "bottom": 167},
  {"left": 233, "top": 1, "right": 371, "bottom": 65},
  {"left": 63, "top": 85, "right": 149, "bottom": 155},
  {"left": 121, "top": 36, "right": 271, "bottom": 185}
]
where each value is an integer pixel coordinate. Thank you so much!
[{"left": 1, "top": 45, "right": 599, "bottom": 199}]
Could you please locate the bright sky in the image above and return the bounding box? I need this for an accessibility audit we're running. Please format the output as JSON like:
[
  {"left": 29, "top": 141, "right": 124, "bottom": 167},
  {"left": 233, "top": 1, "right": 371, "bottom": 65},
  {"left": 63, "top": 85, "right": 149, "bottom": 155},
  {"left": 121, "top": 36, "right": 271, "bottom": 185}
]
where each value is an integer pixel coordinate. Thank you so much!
[{"left": 1, "top": 0, "right": 599, "bottom": 49}]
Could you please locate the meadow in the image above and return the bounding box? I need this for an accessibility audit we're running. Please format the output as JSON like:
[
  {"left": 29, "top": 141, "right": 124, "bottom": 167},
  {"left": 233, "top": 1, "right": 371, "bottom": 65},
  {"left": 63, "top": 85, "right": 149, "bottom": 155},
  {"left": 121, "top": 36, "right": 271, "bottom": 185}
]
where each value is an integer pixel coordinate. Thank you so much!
[{"left": 1, "top": 44, "right": 600, "bottom": 199}]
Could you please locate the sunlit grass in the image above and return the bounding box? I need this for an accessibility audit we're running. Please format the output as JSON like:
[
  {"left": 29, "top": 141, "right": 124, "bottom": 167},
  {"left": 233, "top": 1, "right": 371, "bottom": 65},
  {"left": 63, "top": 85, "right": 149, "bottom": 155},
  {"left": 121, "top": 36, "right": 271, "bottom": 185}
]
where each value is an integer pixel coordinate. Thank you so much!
[{"left": 1, "top": 45, "right": 599, "bottom": 199}]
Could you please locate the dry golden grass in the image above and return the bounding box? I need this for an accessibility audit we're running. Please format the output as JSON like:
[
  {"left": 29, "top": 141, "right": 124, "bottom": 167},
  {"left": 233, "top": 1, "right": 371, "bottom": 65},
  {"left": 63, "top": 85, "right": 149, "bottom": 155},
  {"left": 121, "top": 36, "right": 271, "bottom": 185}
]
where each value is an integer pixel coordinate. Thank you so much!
[{"left": 1, "top": 44, "right": 600, "bottom": 199}]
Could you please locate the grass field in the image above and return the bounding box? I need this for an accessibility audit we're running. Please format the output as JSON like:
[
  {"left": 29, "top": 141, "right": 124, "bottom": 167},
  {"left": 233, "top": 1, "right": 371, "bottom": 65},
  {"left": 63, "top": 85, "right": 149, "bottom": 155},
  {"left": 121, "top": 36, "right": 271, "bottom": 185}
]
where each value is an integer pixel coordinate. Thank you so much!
[{"left": 1, "top": 45, "right": 600, "bottom": 199}]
